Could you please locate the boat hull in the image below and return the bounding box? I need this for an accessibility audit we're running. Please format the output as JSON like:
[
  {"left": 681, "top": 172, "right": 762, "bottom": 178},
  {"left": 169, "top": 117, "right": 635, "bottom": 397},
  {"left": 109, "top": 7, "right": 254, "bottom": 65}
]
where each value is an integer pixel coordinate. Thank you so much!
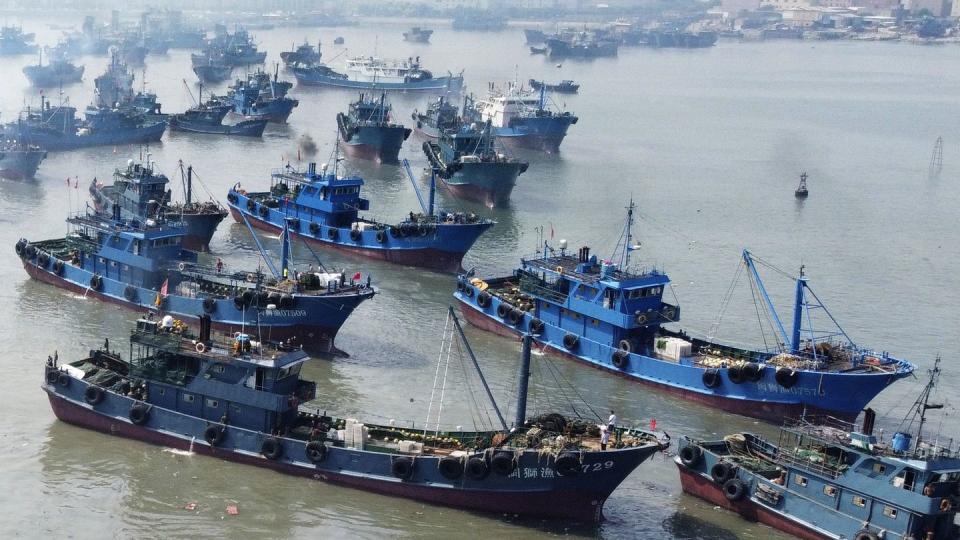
[
  {"left": 169, "top": 117, "right": 267, "bottom": 137},
  {"left": 20, "top": 253, "right": 372, "bottom": 352},
  {"left": 173, "top": 211, "right": 227, "bottom": 251},
  {"left": 17, "top": 122, "right": 166, "bottom": 151},
  {"left": 442, "top": 161, "right": 523, "bottom": 208},
  {"left": 491, "top": 115, "right": 577, "bottom": 154},
  {"left": 454, "top": 289, "right": 912, "bottom": 423},
  {"left": 44, "top": 382, "right": 660, "bottom": 523},
  {"left": 0, "top": 148, "right": 46, "bottom": 179},
  {"left": 294, "top": 70, "right": 463, "bottom": 93},
  {"left": 227, "top": 199, "right": 491, "bottom": 273},
  {"left": 341, "top": 125, "right": 409, "bottom": 164},
  {"left": 676, "top": 465, "right": 829, "bottom": 540}
]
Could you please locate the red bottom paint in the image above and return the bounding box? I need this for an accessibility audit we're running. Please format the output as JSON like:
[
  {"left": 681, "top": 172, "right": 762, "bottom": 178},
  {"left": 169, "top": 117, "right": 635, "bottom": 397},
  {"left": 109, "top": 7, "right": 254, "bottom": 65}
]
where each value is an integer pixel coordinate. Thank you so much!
[
  {"left": 23, "top": 261, "right": 338, "bottom": 352},
  {"left": 48, "top": 391, "right": 611, "bottom": 522},
  {"left": 457, "top": 300, "right": 855, "bottom": 424},
  {"left": 229, "top": 207, "right": 465, "bottom": 273},
  {"left": 676, "top": 465, "right": 829, "bottom": 540}
]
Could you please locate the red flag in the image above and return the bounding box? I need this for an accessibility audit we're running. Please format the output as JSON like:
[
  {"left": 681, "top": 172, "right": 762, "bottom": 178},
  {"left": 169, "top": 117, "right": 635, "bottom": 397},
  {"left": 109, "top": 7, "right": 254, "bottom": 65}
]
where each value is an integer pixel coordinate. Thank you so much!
[
  {"left": 352, "top": 271, "right": 361, "bottom": 282},
  {"left": 160, "top": 279, "right": 168, "bottom": 297}
]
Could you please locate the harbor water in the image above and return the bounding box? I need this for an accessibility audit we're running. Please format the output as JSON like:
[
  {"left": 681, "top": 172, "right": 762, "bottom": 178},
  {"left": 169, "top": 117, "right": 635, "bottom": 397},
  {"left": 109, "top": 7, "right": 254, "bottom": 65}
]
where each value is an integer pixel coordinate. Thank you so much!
[{"left": 1, "top": 16, "right": 958, "bottom": 539}]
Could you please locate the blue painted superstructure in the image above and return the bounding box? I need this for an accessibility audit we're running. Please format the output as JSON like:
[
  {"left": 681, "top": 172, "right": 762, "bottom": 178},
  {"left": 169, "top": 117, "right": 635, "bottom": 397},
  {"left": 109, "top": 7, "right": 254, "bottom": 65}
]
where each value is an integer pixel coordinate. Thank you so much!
[
  {"left": 676, "top": 361, "right": 959, "bottom": 540},
  {"left": 42, "top": 310, "right": 666, "bottom": 522},
  {"left": 89, "top": 158, "right": 228, "bottom": 251},
  {"left": 412, "top": 96, "right": 460, "bottom": 139},
  {"left": 423, "top": 97, "right": 529, "bottom": 208},
  {"left": 227, "top": 72, "right": 298, "bottom": 123},
  {"left": 337, "top": 93, "right": 411, "bottom": 163},
  {"left": 454, "top": 203, "right": 915, "bottom": 422},
  {"left": 15, "top": 205, "right": 374, "bottom": 351},
  {"left": 227, "top": 161, "right": 494, "bottom": 272}
]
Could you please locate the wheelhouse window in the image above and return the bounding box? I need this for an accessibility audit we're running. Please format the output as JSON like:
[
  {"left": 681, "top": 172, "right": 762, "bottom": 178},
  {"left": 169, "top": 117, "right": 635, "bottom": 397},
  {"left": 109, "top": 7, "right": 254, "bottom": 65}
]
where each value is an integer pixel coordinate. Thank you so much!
[
  {"left": 794, "top": 474, "right": 808, "bottom": 487},
  {"left": 853, "top": 496, "right": 866, "bottom": 507},
  {"left": 182, "top": 394, "right": 195, "bottom": 403},
  {"left": 882, "top": 506, "right": 898, "bottom": 519},
  {"left": 893, "top": 468, "right": 916, "bottom": 490},
  {"left": 823, "top": 485, "right": 837, "bottom": 497},
  {"left": 873, "top": 463, "right": 887, "bottom": 475}
]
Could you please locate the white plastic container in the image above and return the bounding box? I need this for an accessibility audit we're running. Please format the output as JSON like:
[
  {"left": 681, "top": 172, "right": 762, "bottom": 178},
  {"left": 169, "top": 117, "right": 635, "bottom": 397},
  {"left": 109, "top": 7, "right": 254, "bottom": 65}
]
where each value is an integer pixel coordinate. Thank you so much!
[
  {"left": 655, "top": 337, "right": 692, "bottom": 362},
  {"left": 398, "top": 440, "right": 423, "bottom": 454}
]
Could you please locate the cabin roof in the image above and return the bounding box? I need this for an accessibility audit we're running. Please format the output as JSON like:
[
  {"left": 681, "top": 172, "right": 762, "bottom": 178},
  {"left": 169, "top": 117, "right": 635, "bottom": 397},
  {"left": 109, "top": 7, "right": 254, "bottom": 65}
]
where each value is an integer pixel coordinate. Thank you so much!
[{"left": 523, "top": 254, "right": 667, "bottom": 287}]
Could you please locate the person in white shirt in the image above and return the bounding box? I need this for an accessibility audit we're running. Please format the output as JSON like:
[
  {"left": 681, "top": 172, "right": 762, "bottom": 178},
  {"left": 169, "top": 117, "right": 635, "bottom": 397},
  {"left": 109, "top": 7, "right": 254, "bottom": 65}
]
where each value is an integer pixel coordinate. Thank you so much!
[
  {"left": 600, "top": 425, "right": 610, "bottom": 451},
  {"left": 607, "top": 410, "right": 617, "bottom": 431}
]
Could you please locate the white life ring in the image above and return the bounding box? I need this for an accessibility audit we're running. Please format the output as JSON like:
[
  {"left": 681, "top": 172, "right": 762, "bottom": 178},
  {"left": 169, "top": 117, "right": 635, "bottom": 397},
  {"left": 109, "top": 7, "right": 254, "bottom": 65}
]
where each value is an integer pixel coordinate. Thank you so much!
[
  {"left": 178, "top": 262, "right": 187, "bottom": 271},
  {"left": 195, "top": 342, "right": 207, "bottom": 354}
]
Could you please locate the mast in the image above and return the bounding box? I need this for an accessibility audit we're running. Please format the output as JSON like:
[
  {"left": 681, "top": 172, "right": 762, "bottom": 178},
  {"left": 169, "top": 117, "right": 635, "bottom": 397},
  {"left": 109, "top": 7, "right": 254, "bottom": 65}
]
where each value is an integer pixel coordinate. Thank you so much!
[
  {"left": 449, "top": 307, "right": 508, "bottom": 431},
  {"left": 742, "top": 250, "right": 791, "bottom": 350},
  {"left": 620, "top": 198, "right": 636, "bottom": 270},
  {"left": 280, "top": 218, "right": 291, "bottom": 280},
  {"left": 791, "top": 266, "right": 806, "bottom": 353},
  {"left": 914, "top": 356, "right": 943, "bottom": 452},
  {"left": 428, "top": 167, "right": 436, "bottom": 217},
  {"left": 185, "top": 164, "right": 193, "bottom": 205},
  {"left": 514, "top": 334, "right": 532, "bottom": 428}
]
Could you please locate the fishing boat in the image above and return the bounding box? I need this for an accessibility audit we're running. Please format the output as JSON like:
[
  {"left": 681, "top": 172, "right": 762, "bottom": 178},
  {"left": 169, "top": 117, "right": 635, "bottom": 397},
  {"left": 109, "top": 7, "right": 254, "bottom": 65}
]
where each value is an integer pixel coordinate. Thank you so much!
[
  {"left": 191, "top": 28, "right": 266, "bottom": 67},
  {"left": 411, "top": 96, "right": 460, "bottom": 139},
  {"left": 546, "top": 32, "right": 618, "bottom": 58},
  {"left": 529, "top": 46, "right": 547, "bottom": 55},
  {"left": 423, "top": 97, "right": 528, "bottom": 208},
  {"left": 292, "top": 56, "right": 463, "bottom": 93},
  {"left": 795, "top": 172, "right": 809, "bottom": 198},
  {"left": 525, "top": 28, "right": 547, "bottom": 44},
  {"left": 0, "top": 137, "right": 46, "bottom": 179},
  {"left": 529, "top": 79, "right": 579, "bottom": 94},
  {"left": 470, "top": 83, "right": 578, "bottom": 153},
  {"left": 88, "top": 157, "right": 228, "bottom": 251},
  {"left": 226, "top": 159, "right": 494, "bottom": 273},
  {"left": 641, "top": 30, "right": 718, "bottom": 48},
  {"left": 226, "top": 78, "right": 298, "bottom": 123},
  {"left": 22, "top": 50, "right": 85, "bottom": 87},
  {"left": 192, "top": 60, "right": 232, "bottom": 83},
  {"left": 402, "top": 27, "right": 433, "bottom": 43},
  {"left": 675, "top": 359, "right": 958, "bottom": 540},
  {"left": 337, "top": 93, "right": 411, "bottom": 163},
  {"left": 4, "top": 95, "right": 166, "bottom": 151},
  {"left": 280, "top": 40, "right": 321, "bottom": 67},
  {"left": 41, "top": 307, "right": 667, "bottom": 522},
  {"left": 454, "top": 202, "right": 916, "bottom": 423},
  {"left": 15, "top": 204, "right": 374, "bottom": 351},
  {"left": 0, "top": 25, "right": 38, "bottom": 55}
]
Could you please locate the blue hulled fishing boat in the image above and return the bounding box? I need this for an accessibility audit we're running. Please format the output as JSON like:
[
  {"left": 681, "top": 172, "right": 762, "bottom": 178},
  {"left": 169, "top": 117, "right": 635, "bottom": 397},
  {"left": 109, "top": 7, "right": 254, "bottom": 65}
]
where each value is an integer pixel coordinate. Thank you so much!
[
  {"left": 168, "top": 85, "right": 267, "bottom": 138},
  {"left": 89, "top": 158, "right": 228, "bottom": 251},
  {"left": 337, "top": 93, "right": 411, "bottom": 163},
  {"left": 411, "top": 96, "right": 460, "bottom": 139},
  {"left": 0, "top": 25, "right": 38, "bottom": 55},
  {"left": 22, "top": 50, "right": 85, "bottom": 87},
  {"left": 280, "top": 40, "right": 321, "bottom": 67},
  {"left": 0, "top": 138, "right": 46, "bottom": 179},
  {"left": 454, "top": 203, "right": 915, "bottom": 423},
  {"left": 42, "top": 308, "right": 667, "bottom": 522},
  {"left": 292, "top": 56, "right": 463, "bottom": 93},
  {"left": 5, "top": 96, "right": 166, "bottom": 151},
  {"left": 471, "top": 83, "right": 578, "bottom": 153},
  {"left": 15, "top": 199, "right": 373, "bottom": 351},
  {"left": 227, "top": 70, "right": 298, "bottom": 123},
  {"left": 422, "top": 97, "right": 528, "bottom": 208},
  {"left": 675, "top": 360, "right": 958, "bottom": 540},
  {"left": 191, "top": 28, "right": 266, "bottom": 67},
  {"left": 226, "top": 160, "right": 494, "bottom": 273}
]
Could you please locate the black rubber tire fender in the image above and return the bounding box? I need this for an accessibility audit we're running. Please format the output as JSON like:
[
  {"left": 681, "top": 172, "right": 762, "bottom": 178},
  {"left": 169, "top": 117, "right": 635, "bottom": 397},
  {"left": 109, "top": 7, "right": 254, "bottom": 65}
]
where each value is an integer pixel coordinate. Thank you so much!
[
  {"left": 305, "top": 441, "right": 327, "bottom": 463},
  {"left": 438, "top": 456, "right": 464, "bottom": 480},
  {"left": 202, "top": 297, "right": 216, "bottom": 314},
  {"left": 261, "top": 437, "right": 283, "bottom": 460},
  {"left": 563, "top": 334, "right": 579, "bottom": 350},
  {"left": 612, "top": 350, "right": 629, "bottom": 370},
  {"left": 554, "top": 452, "right": 581, "bottom": 477},
  {"left": 84, "top": 385, "right": 105, "bottom": 406},
  {"left": 490, "top": 451, "right": 516, "bottom": 476},
  {"left": 464, "top": 456, "right": 489, "bottom": 480},
  {"left": 723, "top": 478, "right": 746, "bottom": 501},
  {"left": 529, "top": 318, "right": 544, "bottom": 334},
  {"left": 702, "top": 368, "right": 721, "bottom": 388},
  {"left": 679, "top": 445, "right": 703, "bottom": 467},
  {"left": 204, "top": 425, "right": 226, "bottom": 446},
  {"left": 711, "top": 461, "right": 735, "bottom": 484},
  {"left": 727, "top": 364, "right": 746, "bottom": 384},
  {"left": 129, "top": 404, "right": 150, "bottom": 426},
  {"left": 391, "top": 456, "right": 414, "bottom": 480}
]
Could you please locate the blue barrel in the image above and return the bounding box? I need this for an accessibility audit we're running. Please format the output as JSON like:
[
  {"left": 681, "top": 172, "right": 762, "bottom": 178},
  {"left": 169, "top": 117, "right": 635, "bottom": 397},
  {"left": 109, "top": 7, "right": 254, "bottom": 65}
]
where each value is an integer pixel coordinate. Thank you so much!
[{"left": 892, "top": 432, "right": 912, "bottom": 453}]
